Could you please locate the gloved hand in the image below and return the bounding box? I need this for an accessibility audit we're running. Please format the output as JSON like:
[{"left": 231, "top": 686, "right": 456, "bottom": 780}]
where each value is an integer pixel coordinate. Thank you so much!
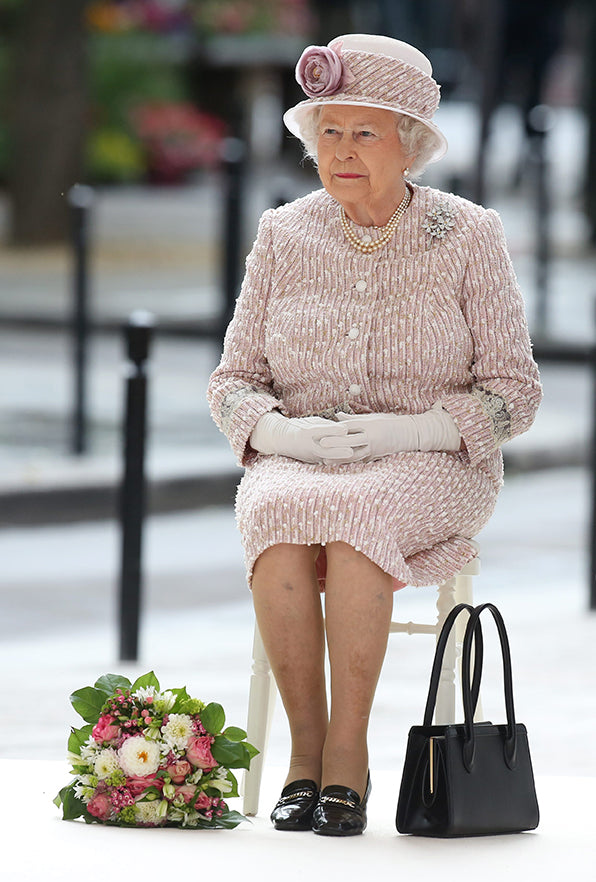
[
  {"left": 250, "top": 411, "right": 368, "bottom": 464},
  {"left": 336, "top": 403, "right": 461, "bottom": 461}
]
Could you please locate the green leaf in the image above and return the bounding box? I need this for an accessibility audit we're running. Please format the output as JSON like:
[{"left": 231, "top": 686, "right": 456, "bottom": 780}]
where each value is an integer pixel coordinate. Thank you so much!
[
  {"left": 212, "top": 810, "right": 248, "bottom": 829},
  {"left": 201, "top": 702, "right": 225, "bottom": 735},
  {"left": 225, "top": 770, "right": 239, "bottom": 799},
  {"left": 245, "top": 741, "right": 260, "bottom": 760},
  {"left": 211, "top": 736, "right": 251, "bottom": 770},
  {"left": 222, "top": 726, "right": 247, "bottom": 742},
  {"left": 70, "top": 687, "right": 107, "bottom": 723},
  {"left": 169, "top": 686, "right": 190, "bottom": 712},
  {"left": 59, "top": 786, "right": 87, "bottom": 821},
  {"left": 94, "top": 673, "right": 131, "bottom": 696},
  {"left": 68, "top": 724, "right": 94, "bottom": 755},
  {"left": 130, "top": 671, "right": 160, "bottom": 692}
]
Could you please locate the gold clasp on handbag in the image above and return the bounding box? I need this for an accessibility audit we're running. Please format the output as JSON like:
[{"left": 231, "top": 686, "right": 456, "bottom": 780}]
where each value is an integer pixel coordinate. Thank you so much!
[{"left": 429, "top": 737, "right": 435, "bottom": 795}]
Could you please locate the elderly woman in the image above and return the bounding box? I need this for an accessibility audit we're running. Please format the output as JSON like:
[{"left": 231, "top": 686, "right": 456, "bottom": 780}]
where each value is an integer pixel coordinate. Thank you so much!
[{"left": 207, "top": 34, "right": 541, "bottom": 836}]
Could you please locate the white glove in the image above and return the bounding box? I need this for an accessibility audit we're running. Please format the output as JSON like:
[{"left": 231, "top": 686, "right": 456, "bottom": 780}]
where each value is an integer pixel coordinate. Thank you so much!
[
  {"left": 336, "top": 404, "right": 461, "bottom": 461},
  {"left": 250, "top": 411, "right": 368, "bottom": 464}
]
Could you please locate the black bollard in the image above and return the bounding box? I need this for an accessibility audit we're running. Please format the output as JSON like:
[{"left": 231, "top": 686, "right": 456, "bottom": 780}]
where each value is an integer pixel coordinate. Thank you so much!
[
  {"left": 220, "top": 137, "right": 246, "bottom": 337},
  {"left": 68, "top": 184, "right": 94, "bottom": 455},
  {"left": 590, "top": 303, "right": 596, "bottom": 612},
  {"left": 527, "top": 104, "right": 555, "bottom": 338},
  {"left": 118, "top": 311, "right": 155, "bottom": 661}
]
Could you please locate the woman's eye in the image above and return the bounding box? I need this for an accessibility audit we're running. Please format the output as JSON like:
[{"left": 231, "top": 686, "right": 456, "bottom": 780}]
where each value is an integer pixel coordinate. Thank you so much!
[
  {"left": 322, "top": 128, "right": 339, "bottom": 136},
  {"left": 358, "top": 130, "right": 375, "bottom": 138}
]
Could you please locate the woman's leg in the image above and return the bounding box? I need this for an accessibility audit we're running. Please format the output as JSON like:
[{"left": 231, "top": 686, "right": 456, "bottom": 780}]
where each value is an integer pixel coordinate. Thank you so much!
[
  {"left": 322, "top": 541, "right": 394, "bottom": 798},
  {"left": 252, "top": 543, "right": 328, "bottom": 787}
]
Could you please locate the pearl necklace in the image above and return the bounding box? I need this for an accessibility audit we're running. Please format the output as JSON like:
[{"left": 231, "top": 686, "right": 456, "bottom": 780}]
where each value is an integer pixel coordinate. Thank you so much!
[{"left": 339, "top": 186, "right": 412, "bottom": 254}]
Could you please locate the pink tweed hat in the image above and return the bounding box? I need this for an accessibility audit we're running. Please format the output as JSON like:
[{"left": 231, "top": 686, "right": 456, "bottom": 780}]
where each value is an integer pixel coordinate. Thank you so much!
[{"left": 283, "top": 33, "right": 447, "bottom": 163}]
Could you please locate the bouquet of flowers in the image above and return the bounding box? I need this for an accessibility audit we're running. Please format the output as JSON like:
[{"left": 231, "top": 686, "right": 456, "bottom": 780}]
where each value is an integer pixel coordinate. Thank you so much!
[{"left": 54, "top": 671, "right": 257, "bottom": 829}]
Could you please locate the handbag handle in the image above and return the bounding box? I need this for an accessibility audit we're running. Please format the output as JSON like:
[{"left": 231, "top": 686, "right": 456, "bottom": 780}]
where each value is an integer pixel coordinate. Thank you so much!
[
  {"left": 422, "top": 603, "right": 484, "bottom": 727},
  {"left": 461, "top": 603, "right": 518, "bottom": 772}
]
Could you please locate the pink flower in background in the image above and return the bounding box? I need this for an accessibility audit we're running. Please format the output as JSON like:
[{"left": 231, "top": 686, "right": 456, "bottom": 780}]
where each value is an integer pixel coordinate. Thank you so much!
[
  {"left": 295, "top": 43, "right": 354, "bottom": 97},
  {"left": 186, "top": 735, "right": 217, "bottom": 770},
  {"left": 92, "top": 714, "right": 120, "bottom": 743}
]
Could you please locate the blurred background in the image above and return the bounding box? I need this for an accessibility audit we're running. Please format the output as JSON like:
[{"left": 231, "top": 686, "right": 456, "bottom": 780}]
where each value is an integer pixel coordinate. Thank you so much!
[{"left": 0, "top": 0, "right": 595, "bottom": 779}]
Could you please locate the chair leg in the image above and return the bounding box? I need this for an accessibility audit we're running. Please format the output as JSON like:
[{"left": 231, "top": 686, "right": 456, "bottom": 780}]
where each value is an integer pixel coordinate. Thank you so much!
[
  {"left": 242, "top": 622, "right": 277, "bottom": 816},
  {"left": 434, "top": 553, "right": 482, "bottom": 724},
  {"left": 435, "top": 576, "right": 457, "bottom": 724}
]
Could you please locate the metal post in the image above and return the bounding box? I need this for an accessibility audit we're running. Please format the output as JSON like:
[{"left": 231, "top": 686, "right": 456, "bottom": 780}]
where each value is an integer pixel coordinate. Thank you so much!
[
  {"left": 68, "top": 184, "right": 94, "bottom": 455},
  {"left": 590, "top": 307, "right": 596, "bottom": 611},
  {"left": 118, "top": 311, "right": 155, "bottom": 661},
  {"left": 527, "top": 105, "right": 555, "bottom": 338},
  {"left": 220, "top": 137, "right": 246, "bottom": 336}
]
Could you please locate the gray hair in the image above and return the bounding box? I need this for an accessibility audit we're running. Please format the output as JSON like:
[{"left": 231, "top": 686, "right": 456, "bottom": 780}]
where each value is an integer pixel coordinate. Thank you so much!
[{"left": 298, "top": 107, "right": 439, "bottom": 178}]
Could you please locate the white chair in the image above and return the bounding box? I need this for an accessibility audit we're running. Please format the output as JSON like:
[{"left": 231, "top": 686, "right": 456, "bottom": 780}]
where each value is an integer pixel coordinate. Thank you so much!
[{"left": 242, "top": 543, "right": 481, "bottom": 816}]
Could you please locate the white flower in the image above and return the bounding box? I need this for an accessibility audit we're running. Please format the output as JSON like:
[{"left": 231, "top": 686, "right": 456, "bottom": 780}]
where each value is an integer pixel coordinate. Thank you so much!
[
  {"left": 118, "top": 736, "right": 161, "bottom": 777},
  {"left": 93, "top": 748, "right": 120, "bottom": 780},
  {"left": 208, "top": 777, "right": 233, "bottom": 794},
  {"left": 134, "top": 798, "right": 168, "bottom": 826},
  {"left": 133, "top": 685, "right": 160, "bottom": 702},
  {"left": 161, "top": 713, "right": 193, "bottom": 749},
  {"left": 79, "top": 737, "right": 100, "bottom": 761}
]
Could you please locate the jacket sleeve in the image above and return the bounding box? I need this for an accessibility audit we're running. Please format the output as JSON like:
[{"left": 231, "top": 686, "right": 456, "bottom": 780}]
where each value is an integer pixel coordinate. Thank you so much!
[
  {"left": 207, "top": 209, "right": 281, "bottom": 466},
  {"left": 439, "top": 209, "right": 542, "bottom": 466}
]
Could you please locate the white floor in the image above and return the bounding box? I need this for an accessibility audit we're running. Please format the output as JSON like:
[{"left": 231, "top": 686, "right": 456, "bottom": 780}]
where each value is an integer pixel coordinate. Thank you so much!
[{"left": 3, "top": 760, "right": 593, "bottom": 881}]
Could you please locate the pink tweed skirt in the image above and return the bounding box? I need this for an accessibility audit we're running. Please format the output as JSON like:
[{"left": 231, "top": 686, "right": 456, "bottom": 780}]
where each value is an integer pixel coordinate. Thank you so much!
[{"left": 235, "top": 449, "right": 499, "bottom": 589}]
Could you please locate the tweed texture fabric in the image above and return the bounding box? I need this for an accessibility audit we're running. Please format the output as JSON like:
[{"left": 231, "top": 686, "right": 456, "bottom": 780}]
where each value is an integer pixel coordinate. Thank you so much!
[
  {"left": 207, "top": 185, "right": 542, "bottom": 588},
  {"left": 308, "top": 50, "right": 439, "bottom": 120}
]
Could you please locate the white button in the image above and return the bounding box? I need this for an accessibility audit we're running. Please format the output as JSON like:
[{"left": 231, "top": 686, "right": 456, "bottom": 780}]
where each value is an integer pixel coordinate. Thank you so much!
[
  {"left": 348, "top": 327, "right": 359, "bottom": 339},
  {"left": 361, "top": 235, "right": 372, "bottom": 244},
  {"left": 355, "top": 280, "right": 367, "bottom": 292},
  {"left": 348, "top": 383, "right": 361, "bottom": 395}
]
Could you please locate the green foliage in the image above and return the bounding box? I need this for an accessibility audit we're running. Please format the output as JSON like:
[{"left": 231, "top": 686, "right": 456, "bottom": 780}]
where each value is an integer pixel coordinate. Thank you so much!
[
  {"left": 89, "top": 32, "right": 187, "bottom": 129},
  {"left": 68, "top": 724, "right": 94, "bottom": 756},
  {"left": 70, "top": 687, "right": 107, "bottom": 723},
  {"left": 211, "top": 735, "right": 252, "bottom": 770},
  {"left": 130, "top": 670, "right": 160, "bottom": 692},
  {"left": 200, "top": 702, "right": 226, "bottom": 735},
  {"left": 94, "top": 673, "right": 131, "bottom": 696}
]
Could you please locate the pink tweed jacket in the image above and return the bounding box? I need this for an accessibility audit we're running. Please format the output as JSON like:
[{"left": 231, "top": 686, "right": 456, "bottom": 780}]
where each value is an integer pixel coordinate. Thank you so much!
[{"left": 207, "top": 184, "right": 542, "bottom": 587}]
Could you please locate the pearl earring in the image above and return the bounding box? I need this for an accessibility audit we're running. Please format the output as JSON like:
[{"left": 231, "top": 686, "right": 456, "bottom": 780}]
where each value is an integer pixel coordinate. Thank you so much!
[{"left": 403, "top": 167, "right": 410, "bottom": 177}]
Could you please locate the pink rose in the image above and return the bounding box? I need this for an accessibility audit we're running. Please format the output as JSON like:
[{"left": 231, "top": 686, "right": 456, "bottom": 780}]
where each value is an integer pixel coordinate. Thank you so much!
[
  {"left": 174, "top": 784, "right": 197, "bottom": 804},
  {"left": 166, "top": 759, "right": 192, "bottom": 784},
  {"left": 92, "top": 714, "right": 121, "bottom": 743},
  {"left": 126, "top": 774, "right": 163, "bottom": 797},
  {"left": 194, "top": 791, "right": 211, "bottom": 811},
  {"left": 186, "top": 735, "right": 217, "bottom": 770},
  {"left": 295, "top": 43, "right": 354, "bottom": 98},
  {"left": 87, "top": 791, "right": 112, "bottom": 821}
]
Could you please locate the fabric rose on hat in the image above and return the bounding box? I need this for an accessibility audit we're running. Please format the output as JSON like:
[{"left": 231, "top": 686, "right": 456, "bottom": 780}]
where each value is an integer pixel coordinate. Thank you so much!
[{"left": 295, "top": 42, "right": 354, "bottom": 98}]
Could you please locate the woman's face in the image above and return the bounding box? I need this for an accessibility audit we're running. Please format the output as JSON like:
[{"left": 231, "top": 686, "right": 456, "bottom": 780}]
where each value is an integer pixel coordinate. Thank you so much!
[{"left": 316, "top": 105, "right": 412, "bottom": 212}]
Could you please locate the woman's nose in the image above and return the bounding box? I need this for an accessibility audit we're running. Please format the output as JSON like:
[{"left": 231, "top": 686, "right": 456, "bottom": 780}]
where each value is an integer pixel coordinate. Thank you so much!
[{"left": 335, "top": 132, "right": 355, "bottom": 160}]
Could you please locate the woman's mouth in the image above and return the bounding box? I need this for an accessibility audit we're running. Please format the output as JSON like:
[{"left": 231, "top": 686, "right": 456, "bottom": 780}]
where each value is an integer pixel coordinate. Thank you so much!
[{"left": 334, "top": 173, "right": 364, "bottom": 179}]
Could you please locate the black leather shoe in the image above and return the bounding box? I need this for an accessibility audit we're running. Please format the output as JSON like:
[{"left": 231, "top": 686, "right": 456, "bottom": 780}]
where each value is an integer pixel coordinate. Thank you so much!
[
  {"left": 270, "top": 779, "right": 319, "bottom": 831},
  {"left": 311, "top": 773, "right": 371, "bottom": 836}
]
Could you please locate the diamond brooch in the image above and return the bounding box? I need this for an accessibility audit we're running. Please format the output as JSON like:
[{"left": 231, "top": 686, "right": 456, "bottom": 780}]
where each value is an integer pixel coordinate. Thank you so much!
[{"left": 422, "top": 203, "right": 456, "bottom": 239}]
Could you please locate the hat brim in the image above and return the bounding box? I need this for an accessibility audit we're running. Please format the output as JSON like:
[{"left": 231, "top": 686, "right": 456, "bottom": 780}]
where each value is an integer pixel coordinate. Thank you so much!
[{"left": 283, "top": 99, "right": 448, "bottom": 164}]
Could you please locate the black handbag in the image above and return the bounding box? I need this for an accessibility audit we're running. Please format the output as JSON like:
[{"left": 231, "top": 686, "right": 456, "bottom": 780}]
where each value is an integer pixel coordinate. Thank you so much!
[{"left": 396, "top": 602, "right": 540, "bottom": 837}]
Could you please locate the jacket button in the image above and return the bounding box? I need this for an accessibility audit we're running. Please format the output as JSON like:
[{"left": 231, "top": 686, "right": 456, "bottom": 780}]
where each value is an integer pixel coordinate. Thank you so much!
[
  {"left": 355, "top": 280, "right": 367, "bottom": 292},
  {"left": 348, "top": 383, "right": 361, "bottom": 395},
  {"left": 348, "top": 327, "right": 359, "bottom": 339}
]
